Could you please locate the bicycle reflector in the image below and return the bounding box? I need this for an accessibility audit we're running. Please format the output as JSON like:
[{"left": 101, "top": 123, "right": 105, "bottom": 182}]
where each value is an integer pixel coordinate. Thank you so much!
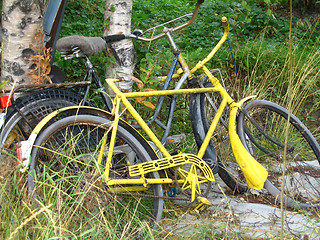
[
  {"left": 167, "top": 134, "right": 186, "bottom": 143},
  {"left": 0, "top": 96, "right": 12, "bottom": 108},
  {"left": 16, "top": 138, "right": 35, "bottom": 172},
  {"left": 16, "top": 142, "right": 23, "bottom": 162}
]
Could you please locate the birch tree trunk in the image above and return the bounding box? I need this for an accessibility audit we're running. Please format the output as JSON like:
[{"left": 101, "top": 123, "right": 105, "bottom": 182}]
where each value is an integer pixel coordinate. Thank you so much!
[
  {"left": 1, "top": 0, "right": 43, "bottom": 92},
  {"left": 104, "top": 0, "right": 135, "bottom": 96}
]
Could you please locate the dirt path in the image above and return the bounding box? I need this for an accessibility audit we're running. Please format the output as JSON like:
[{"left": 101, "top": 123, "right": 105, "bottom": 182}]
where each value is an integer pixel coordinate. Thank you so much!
[{"left": 162, "top": 177, "right": 320, "bottom": 239}]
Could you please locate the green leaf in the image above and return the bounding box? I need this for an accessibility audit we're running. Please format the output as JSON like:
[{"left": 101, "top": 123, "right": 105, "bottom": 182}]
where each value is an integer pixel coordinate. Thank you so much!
[
  {"left": 0, "top": 81, "right": 8, "bottom": 89},
  {"left": 266, "top": 9, "right": 272, "bottom": 16}
]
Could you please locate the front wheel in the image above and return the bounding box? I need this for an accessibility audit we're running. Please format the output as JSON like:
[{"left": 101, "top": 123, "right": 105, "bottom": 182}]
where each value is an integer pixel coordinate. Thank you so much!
[
  {"left": 237, "top": 100, "right": 320, "bottom": 209},
  {"left": 28, "top": 115, "right": 164, "bottom": 230}
]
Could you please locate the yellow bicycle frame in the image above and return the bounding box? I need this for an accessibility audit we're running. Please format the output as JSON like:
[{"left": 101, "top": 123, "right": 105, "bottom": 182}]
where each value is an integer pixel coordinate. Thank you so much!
[{"left": 106, "top": 67, "right": 268, "bottom": 190}]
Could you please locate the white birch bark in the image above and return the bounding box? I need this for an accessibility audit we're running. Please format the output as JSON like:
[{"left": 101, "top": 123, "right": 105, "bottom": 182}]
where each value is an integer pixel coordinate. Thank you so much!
[
  {"left": 104, "top": 0, "right": 135, "bottom": 97},
  {"left": 1, "top": 0, "right": 43, "bottom": 91}
]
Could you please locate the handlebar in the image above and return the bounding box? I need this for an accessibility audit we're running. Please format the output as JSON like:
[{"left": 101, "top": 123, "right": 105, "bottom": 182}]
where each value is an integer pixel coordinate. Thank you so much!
[
  {"left": 104, "top": 0, "right": 204, "bottom": 43},
  {"left": 104, "top": 34, "right": 126, "bottom": 43},
  {"left": 104, "top": 0, "right": 230, "bottom": 80}
]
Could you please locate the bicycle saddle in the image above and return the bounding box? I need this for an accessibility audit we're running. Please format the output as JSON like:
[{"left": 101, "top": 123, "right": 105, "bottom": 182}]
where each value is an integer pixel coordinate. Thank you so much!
[{"left": 56, "top": 35, "right": 106, "bottom": 56}]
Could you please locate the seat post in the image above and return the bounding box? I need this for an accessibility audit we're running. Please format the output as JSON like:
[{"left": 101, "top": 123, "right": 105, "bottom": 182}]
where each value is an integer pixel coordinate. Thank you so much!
[{"left": 84, "top": 56, "right": 93, "bottom": 69}]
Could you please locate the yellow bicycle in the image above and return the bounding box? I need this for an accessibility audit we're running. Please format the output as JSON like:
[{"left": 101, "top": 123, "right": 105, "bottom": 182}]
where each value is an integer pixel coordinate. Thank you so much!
[{"left": 19, "top": 0, "right": 320, "bottom": 229}]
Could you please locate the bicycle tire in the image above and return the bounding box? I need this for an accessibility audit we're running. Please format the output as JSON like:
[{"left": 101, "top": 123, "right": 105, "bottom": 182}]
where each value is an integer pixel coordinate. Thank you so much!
[
  {"left": 237, "top": 100, "right": 320, "bottom": 209},
  {"left": 0, "top": 88, "right": 87, "bottom": 155},
  {"left": 28, "top": 114, "right": 164, "bottom": 228}
]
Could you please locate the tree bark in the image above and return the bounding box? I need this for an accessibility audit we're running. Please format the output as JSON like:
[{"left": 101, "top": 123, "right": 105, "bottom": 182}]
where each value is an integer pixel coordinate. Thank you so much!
[
  {"left": 104, "top": 0, "right": 136, "bottom": 96},
  {"left": 1, "top": 0, "right": 43, "bottom": 92}
]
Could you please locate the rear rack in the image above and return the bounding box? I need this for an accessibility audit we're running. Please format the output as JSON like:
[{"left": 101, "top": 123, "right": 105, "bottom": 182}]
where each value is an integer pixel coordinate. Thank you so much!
[{"left": 4, "top": 81, "right": 91, "bottom": 101}]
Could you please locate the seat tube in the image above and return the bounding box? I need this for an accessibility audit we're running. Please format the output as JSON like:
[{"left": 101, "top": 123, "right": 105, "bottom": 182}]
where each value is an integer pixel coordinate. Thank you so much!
[{"left": 103, "top": 97, "right": 121, "bottom": 180}]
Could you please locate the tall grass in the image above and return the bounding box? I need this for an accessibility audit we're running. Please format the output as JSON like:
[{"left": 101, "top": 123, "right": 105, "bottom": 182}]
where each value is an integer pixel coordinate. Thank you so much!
[
  {"left": 223, "top": 27, "right": 320, "bottom": 141},
  {"left": 2, "top": 168, "right": 316, "bottom": 239},
  {"left": 0, "top": 163, "right": 257, "bottom": 240},
  {"left": 232, "top": 32, "right": 320, "bottom": 108},
  {"left": 0, "top": 167, "right": 160, "bottom": 239}
]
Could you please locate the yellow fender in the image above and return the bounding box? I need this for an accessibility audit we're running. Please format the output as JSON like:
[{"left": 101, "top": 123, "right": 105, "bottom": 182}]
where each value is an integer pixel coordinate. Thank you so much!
[
  {"left": 19, "top": 106, "right": 159, "bottom": 169},
  {"left": 18, "top": 106, "right": 85, "bottom": 170},
  {"left": 228, "top": 98, "right": 268, "bottom": 190}
]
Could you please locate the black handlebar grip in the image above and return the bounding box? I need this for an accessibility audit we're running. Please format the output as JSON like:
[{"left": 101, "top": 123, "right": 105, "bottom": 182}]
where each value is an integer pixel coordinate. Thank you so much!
[{"left": 104, "top": 34, "right": 126, "bottom": 43}]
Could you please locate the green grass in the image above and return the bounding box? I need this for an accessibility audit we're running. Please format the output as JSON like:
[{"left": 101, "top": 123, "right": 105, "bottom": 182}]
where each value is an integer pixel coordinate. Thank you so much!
[
  {"left": 0, "top": 166, "right": 159, "bottom": 239},
  {"left": 0, "top": 161, "right": 252, "bottom": 239},
  {"left": 2, "top": 168, "right": 317, "bottom": 239}
]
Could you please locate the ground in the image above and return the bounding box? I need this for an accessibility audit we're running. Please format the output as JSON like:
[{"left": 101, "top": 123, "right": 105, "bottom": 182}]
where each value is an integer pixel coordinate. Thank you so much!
[{"left": 161, "top": 176, "right": 320, "bottom": 239}]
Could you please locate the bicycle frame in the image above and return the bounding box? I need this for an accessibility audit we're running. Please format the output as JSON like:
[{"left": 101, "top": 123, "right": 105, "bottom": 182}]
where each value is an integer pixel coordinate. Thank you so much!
[{"left": 105, "top": 66, "right": 268, "bottom": 190}]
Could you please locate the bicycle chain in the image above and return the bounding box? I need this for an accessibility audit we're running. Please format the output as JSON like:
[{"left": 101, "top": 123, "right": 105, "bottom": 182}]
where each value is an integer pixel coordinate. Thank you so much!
[{"left": 112, "top": 191, "right": 190, "bottom": 201}]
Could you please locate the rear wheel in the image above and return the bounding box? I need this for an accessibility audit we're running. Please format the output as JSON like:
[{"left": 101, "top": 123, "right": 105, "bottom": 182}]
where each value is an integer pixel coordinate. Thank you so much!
[
  {"left": 237, "top": 100, "right": 320, "bottom": 208},
  {"left": 28, "top": 115, "right": 164, "bottom": 228}
]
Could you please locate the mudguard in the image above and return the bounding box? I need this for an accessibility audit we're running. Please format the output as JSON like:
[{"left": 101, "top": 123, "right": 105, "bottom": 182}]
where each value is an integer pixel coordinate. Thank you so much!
[{"left": 17, "top": 106, "right": 159, "bottom": 170}]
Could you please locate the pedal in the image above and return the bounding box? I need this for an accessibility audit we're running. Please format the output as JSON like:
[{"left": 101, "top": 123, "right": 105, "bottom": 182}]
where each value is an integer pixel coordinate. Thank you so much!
[
  {"left": 188, "top": 196, "right": 212, "bottom": 214},
  {"left": 167, "top": 134, "right": 186, "bottom": 143}
]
